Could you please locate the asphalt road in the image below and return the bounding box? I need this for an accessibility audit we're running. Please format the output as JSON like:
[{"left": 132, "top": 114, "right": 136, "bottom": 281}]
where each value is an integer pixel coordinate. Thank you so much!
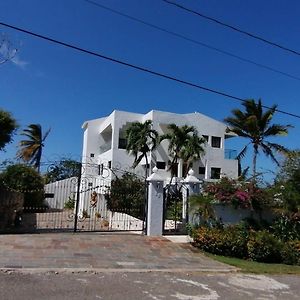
[{"left": 0, "top": 271, "right": 299, "bottom": 300}]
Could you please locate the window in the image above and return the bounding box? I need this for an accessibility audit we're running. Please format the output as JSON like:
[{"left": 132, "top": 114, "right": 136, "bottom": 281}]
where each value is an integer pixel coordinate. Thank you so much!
[
  {"left": 90, "top": 153, "right": 95, "bottom": 157},
  {"left": 202, "top": 135, "right": 209, "bottom": 143},
  {"left": 156, "top": 162, "right": 166, "bottom": 169},
  {"left": 212, "top": 136, "right": 221, "bottom": 148},
  {"left": 199, "top": 167, "right": 206, "bottom": 175},
  {"left": 118, "top": 138, "right": 127, "bottom": 149},
  {"left": 88, "top": 182, "right": 93, "bottom": 187},
  {"left": 98, "top": 164, "right": 104, "bottom": 175},
  {"left": 211, "top": 167, "right": 221, "bottom": 179},
  {"left": 108, "top": 161, "right": 112, "bottom": 169}
]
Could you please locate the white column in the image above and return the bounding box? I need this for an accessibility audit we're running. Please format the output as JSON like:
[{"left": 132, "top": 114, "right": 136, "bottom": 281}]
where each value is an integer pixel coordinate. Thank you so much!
[
  {"left": 146, "top": 167, "right": 164, "bottom": 236},
  {"left": 183, "top": 169, "right": 201, "bottom": 223},
  {"left": 178, "top": 159, "right": 183, "bottom": 178}
]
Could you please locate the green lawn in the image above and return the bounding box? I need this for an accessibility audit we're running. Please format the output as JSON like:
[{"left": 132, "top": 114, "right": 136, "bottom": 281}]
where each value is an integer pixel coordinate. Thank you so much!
[{"left": 205, "top": 253, "right": 300, "bottom": 274}]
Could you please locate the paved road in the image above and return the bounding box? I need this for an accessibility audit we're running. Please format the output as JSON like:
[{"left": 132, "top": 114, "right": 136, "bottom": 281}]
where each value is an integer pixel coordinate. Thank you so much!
[{"left": 0, "top": 271, "right": 299, "bottom": 299}]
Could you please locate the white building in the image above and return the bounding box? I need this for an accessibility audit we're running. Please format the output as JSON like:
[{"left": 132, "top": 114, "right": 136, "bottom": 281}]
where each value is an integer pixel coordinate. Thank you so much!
[{"left": 81, "top": 110, "right": 239, "bottom": 183}]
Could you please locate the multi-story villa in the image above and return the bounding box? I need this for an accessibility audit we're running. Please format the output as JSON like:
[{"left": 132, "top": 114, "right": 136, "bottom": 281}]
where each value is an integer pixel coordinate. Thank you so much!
[{"left": 81, "top": 110, "right": 238, "bottom": 183}]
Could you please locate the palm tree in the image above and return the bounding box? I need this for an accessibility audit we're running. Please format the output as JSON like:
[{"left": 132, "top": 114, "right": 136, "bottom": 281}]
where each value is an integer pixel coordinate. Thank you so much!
[
  {"left": 17, "top": 124, "right": 51, "bottom": 172},
  {"left": 126, "top": 120, "right": 158, "bottom": 178},
  {"left": 189, "top": 194, "right": 216, "bottom": 226},
  {"left": 160, "top": 124, "right": 206, "bottom": 177},
  {"left": 224, "top": 99, "right": 292, "bottom": 181},
  {"left": 180, "top": 132, "right": 206, "bottom": 175}
]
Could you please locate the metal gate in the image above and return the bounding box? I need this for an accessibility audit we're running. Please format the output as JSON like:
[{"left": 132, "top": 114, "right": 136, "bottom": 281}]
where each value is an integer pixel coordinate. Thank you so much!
[
  {"left": 162, "top": 182, "right": 189, "bottom": 234},
  {"left": 1, "top": 162, "right": 147, "bottom": 233}
]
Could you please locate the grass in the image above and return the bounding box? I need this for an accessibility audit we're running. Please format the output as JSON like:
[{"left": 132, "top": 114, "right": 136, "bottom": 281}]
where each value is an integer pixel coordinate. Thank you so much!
[{"left": 205, "top": 252, "right": 300, "bottom": 274}]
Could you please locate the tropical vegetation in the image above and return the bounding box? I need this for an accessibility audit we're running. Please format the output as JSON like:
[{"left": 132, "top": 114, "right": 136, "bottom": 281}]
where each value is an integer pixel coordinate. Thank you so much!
[
  {"left": 0, "top": 163, "right": 45, "bottom": 208},
  {"left": 44, "top": 158, "right": 81, "bottom": 183},
  {"left": 17, "top": 124, "right": 50, "bottom": 172},
  {"left": 126, "top": 120, "right": 158, "bottom": 177},
  {"left": 105, "top": 172, "right": 145, "bottom": 219},
  {"left": 224, "top": 99, "right": 292, "bottom": 181},
  {"left": 160, "top": 123, "right": 206, "bottom": 177},
  {"left": 0, "top": 108, "right": 18, "bottom": 152}
]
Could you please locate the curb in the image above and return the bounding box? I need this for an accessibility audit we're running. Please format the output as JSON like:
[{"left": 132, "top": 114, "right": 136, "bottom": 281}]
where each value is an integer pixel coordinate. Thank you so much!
[{"left": 0, "top": 267, "right": 239, "bottom": 275}]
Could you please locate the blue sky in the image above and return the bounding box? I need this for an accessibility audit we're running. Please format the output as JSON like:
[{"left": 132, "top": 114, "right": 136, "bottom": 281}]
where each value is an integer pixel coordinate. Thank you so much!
[{"left": 0, "top": 0, "right": 300, "bottom": 180}]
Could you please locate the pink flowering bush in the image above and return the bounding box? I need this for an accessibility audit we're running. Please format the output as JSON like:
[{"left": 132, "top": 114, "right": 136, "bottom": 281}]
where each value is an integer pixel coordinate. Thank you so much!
[{"left": 203, "top": 177, "right": 268, "bottom": 209}]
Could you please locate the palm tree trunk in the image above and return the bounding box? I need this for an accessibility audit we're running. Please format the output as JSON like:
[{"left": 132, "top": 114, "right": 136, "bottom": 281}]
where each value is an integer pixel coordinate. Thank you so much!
[
  {"left": 145, "top": 154, "right": 149, "bottom": 179},
  {"left": 252, "top": 144, "right": 258, "bottom": 183},
  {"left": 36, "top": 149, "right": 42, "bottom": 173}
]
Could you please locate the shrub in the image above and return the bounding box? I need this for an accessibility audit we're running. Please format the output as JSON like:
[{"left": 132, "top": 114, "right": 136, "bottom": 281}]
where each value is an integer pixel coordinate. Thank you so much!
[
  {"left": 192, "top": 226, "right": 223, "bottom": 255},
  {"left": 247, "top": 230, "right": 282, "bottom": 263},
  {"left": 105, "top": 173, "right": 145, "bottom": 219},
  {"left": 272, "top": 213, "right": 300, "bottom": 241},
  {"left": 64, "top": 195, "right": 75, "bottom": 209},
  {"left": 281, "top": 241, "right": 300, "bottom": 265},
  {"left": 203, "top": 177, "right": 269, "bottom": 210},
  {"left": 192, "top": 225, "right": 248, "bottom": 258},
  {"left": 0, "top": 164, "right": 45, "bottom": 208}
]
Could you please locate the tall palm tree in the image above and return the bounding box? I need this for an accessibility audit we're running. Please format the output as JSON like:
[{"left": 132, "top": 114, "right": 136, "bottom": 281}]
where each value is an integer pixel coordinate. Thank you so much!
[
  {"left": 126, "top": 120, "right": 158, "bottom": 178},
  {"left": 160, "top": 124, "right": 206, "bottom": 177},
  {"left": 17, "top": 124, "right": 51, "bottom": 172},
  {"left": 224, "top": 99, "right": 292, "bottom": 181},
  {"left": 180, "top": 132, "right": 206, "bottom": 176}
]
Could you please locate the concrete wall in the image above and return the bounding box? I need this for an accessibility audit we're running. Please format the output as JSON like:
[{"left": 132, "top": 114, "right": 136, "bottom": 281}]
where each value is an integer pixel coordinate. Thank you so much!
[{"left": 44, "top": 177, "right": 78, "bottom": 210}]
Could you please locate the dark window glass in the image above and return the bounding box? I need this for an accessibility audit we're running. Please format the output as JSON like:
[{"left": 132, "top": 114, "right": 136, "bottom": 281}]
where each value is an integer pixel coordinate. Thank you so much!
[
  {"left": 199, "top": 167, "right": 206, "bottom": 175},
  {"left": 202, "top": 135, "right": 209, "bottom": 142},
  {"left": 156, "top": 162, "right": 166, "bottom": 169},
  {"left": 212, "top": 136, "right": 221, "bottom": 148},
  {"left": 90, "top": 153, "right": 94, "bottom": 157},
  {"left": 118, "top": 138, "right": 127, "bottom": 149},
  {"left": 88, "top": 182, "right": 93, "bottom": 187},
  {"left": 211, "top": 167, "right": 221, "bottom": 179},
  {"left": 108, "top": 161, "right": 112, "bottom": 169}
]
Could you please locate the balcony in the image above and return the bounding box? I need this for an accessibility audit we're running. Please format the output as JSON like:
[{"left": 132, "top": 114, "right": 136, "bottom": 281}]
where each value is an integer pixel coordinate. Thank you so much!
[
  {"left": 99, "top": 142, "right": 111, "bottom": 154},
  {"left": 225, "top": 149, "right": 237, "bottom": 160}
]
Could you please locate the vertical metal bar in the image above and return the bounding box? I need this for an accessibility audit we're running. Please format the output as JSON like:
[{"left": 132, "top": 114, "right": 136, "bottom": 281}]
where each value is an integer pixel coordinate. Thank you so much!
[
  {"left": 74, "top": 162, "right": 82, "bottom": 233},
  {"left": 142, "top": 182, "right": 148, "bottom": 234},
  {"left": 186, "top": 188, "right": 189, "bottom": 225},
  {"left": 162, "top": 187, "right": 166, "bottom": 235}
]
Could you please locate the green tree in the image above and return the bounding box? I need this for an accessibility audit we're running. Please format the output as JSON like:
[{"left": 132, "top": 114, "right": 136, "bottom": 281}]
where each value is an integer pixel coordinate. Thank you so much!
[
  {"left": 224, "top": 99, "right": 292, "bottom": 181},
  {"left": 44, "top": 159, "right": 81, "bottom": 183},
  {"left": 0, "top": 164, "right": 45, "bottom": 208},
  {"left": 277, "top": 150, "right": 300, "bottom": 182},
  {"left": 105, "top": 173, "right": 145, "bottom": 219},
  {"left": 126, "top": 120, "right": 158, "bottom": 177},
  {"left": 0, "top": 108, "right": 18, "bottom": 152},
  {"left": 17, "top": 124, "right": 50, "bottom": 172},
  {"left": 272, "top": 150, "right": 300, "bottom": 212},
  {"left": 189, "top": 194, "right": 216, "bottom": 226},
  {"left": 160, "top": 124, "right": 206, "bottom": 177}
]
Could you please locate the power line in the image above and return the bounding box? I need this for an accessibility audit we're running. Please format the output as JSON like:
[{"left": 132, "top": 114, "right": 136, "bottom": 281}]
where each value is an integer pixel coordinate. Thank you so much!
[
  {"left": 162, "top": 0, "right": 300, "bottom": 58},
  {"left": 83, "top": 0, "right": 300, "bottom": 82},
  {"left": 0, "top": 21, "right": 299, "bottom": 120}
]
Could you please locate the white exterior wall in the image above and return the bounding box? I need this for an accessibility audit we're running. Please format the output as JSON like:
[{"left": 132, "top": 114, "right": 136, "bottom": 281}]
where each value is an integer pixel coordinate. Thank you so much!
[{"left": 81, "top": 110, "right": 239, "bottom": 183}]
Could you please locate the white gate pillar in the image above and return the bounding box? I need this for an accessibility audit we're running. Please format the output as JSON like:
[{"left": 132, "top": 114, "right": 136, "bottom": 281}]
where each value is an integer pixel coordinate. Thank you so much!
[
  {"left": 183, "top": 169, "right": 201, "bottom": 223},
  {"left": 146, "top": 167, "right": 164, "bottom": 236}
]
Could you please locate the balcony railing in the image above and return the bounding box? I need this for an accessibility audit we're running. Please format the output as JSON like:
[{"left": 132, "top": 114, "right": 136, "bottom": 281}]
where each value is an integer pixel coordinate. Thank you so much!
[{"left": 225, "top": 149, "right": 237, "bottom": 160}]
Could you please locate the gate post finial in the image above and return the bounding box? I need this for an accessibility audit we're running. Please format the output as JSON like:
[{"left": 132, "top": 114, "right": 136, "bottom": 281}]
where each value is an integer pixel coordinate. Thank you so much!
[{"left": 184, "top": 169, "right": 201, "bottom": 195}]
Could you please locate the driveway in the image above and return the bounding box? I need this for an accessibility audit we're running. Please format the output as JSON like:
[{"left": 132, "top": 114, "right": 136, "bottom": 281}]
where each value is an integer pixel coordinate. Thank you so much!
[{"left": 0, "top": 233, "right": 234, "bottom": 272}]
